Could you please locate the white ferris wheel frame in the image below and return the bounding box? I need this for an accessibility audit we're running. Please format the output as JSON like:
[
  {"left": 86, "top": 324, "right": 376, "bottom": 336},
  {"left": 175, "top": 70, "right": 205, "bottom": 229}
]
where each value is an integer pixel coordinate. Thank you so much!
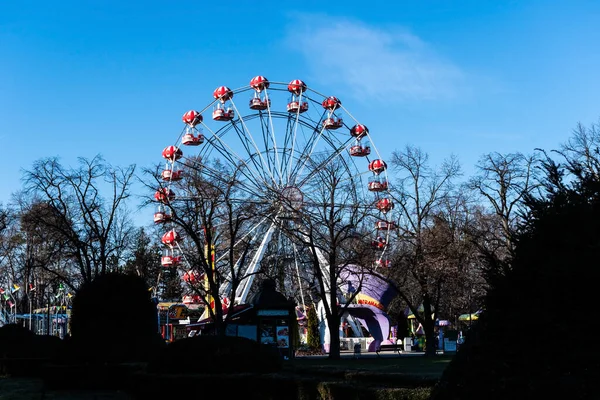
[{"left": 155, "top": 78, "right": 395, "bottom": 309}]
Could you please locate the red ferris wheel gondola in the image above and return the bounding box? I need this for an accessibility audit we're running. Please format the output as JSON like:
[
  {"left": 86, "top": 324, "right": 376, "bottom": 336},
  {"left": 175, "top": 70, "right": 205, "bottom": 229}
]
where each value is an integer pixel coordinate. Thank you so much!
[
  {"left": 349, "top": 143, "right": 371, "bottom": 157},
  {"left": 162, "top": 146, "right": 183, "bottom": 161},
  {"left": 375, "top": 259, "right": 392, "bottom": 268},
  {"left": 161, "top": 248, "right": 181, "bottom": 267},
  {"left": 153, "top": 204, "right": 172, "bottom": 224},
  {"left": 155, "top": 188, "right": 175, "bottom": 203},
  {"left": 368, "top": 159, "right": 387, "bottom": 175},
  {"left": 182, "top": 294, "right": 202, "bottom": 305},
  {"left": 249, "top": 76, "right": 271, "bottom": 110},
  {"left": 250, "top": 75, "right": 270, "bottom": 92},
  {"left": 182, "top": 110, "right": 203, "bottom": 127},
  {"left": 183, "top": 270, "right": 203, "bottom": 283},
  {"left": 213, "top": 86, "right": 234, "bottom": 103},
  {"left": 322, "top": 96, "right": 342, "bottom": 111},
  {"left": 213, "top": 86, "right": 235, "bottom": 121},
  {"left": 161, "top": 168, "right": 183, "bottom": 182},
  {"left": 376, "top": 220, "right": 397, "bottom": 230},
  {"left": 372, "top": 236, "right": 386, "bottom": 249},
  {"left": 350, "top": 124, "right": 369, "bottom": 139},
  {"left": 161, "top": 229, "right": 181, "bottom": 247},
  {"left": 368, "top": 177, "right": 388, "bottom": 192},
  {"left": 181, "top": 110, "right": 205, "bottom": 146},
  {"left": 375, "top": 198, "right": 394, "bottom": 213},
  {"left": 287, "top": 79, "right": 307, "bottom": 95}
]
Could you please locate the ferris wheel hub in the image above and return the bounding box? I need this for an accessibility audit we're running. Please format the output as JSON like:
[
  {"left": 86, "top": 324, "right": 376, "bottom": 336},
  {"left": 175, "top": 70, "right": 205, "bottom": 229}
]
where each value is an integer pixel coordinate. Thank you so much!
[{"left": 280, "top": 186, "right": 304, "bottom": 212}]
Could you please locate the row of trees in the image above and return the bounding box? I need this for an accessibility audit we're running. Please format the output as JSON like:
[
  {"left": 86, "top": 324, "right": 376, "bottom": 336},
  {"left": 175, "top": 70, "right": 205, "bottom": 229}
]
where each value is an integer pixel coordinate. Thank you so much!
[{"left": 3, "top": 120, "right": 596, "bottom": 358}]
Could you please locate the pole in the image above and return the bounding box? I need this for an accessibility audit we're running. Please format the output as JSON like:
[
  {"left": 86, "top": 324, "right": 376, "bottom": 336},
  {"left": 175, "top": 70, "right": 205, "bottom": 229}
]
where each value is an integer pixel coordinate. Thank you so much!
[
  {"left": 65, "top": 295, "right": 70, "bottom": 337},
  {"left": 29, "top": 292, "right": 32, "bottom": 331},
  {"left": 61, "top": 295, "right": 65, "bottom": 338},
  {"left": 166, "top": 306, "right": 170, "bottom": 341},
  {"left": 9, "top": 291, "right": 18, "bottom": 324},
  {"left": 46, "top": 286, "right": 50, "bottom": 336}
]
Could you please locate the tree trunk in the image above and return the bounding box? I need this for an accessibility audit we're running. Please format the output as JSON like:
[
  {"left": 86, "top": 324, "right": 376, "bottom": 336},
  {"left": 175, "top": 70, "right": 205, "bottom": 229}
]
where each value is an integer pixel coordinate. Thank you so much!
[
  {"left": 424, "top": 321, "right": 437, "bottom": 357},
  {"left": 423, "top": 297, "right": 437, "bottom": 357},
  {"left": 327, "top": 314, "right": 341, "bottom": 360}
]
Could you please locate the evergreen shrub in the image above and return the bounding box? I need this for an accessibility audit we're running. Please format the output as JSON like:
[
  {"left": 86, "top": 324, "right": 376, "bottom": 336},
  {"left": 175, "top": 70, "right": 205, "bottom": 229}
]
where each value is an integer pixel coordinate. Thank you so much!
[{"left": 68, "top": 272, "right": 164, "bottom": 363}]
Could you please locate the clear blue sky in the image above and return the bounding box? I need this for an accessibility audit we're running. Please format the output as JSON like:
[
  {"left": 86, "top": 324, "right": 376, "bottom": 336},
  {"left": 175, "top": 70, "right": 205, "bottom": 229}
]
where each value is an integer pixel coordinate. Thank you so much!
[{"left": 2, "top": 0, "right": 599, "bottom": 226}]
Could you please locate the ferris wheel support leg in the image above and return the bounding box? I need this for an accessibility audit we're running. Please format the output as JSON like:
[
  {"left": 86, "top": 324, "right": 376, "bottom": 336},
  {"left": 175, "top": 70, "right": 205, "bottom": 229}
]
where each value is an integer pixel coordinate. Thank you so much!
[
  {"left": 298, "top": 230, "right": 332, "bottom": 292},
  {"left": 218, "top": 257, "right": 242, "bottom": 299},
  {"left": 343, "top": 312, "right": 363, "bottom": 337},
  {"left": 234, "top": 222, "right": 277, "bottom": 305}
]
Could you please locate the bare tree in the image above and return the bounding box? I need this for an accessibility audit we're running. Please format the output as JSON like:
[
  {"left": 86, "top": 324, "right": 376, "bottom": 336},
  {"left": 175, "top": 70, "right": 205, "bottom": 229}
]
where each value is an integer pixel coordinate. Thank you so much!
[
  {"left": 22, "top": 156, "right": 136, "bottom": 283},
  {"left": 277, "top": 157, "right": 376, "bottom": 359},
  {"left": 122, "top": 227, "right": 170, "bottom": 295},
  {"left": 144, "top": 157, "right": 265, "bottom": 337},
  {"left": 467, "top": 152, "right": 539, "bottom": 263},
  {"left": 0, "top": 205, "right": 21, "bottom": 316},
  {"left": 387, "top": 145, "right": 462, "bottom": 357},
  {"left": 557, "top": 119, "right": 600, "bottom": 179}
]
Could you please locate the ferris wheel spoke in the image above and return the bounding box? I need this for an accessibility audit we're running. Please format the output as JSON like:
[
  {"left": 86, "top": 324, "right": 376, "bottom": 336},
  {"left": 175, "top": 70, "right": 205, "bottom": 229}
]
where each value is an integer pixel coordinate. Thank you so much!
[
  {"left": 295, "top": 137, "right": 356, "bottom": 189},
  {"left": 217, "top": 215, "right": 272, "bottom": 297},
  {"left": 285, "top": 102, "right": 301, "bottom": 184},
  {"left": 262, "top": 90, "right": 285, "bottom": 185},
  {"left": 229, "top": 99, "right": 278, "bottom": 186},
  {"left": 201, "top": 125, "right": 271, "bottom": 192},
  {"left": 289, "top": 126, "right": 343, "bottom": 186},
  {"left": 182, "top": 158, "right": 270, "bottom": 203},
  {"left": 229, "top": 121, "right": 273, "bottom": 186},
  {"left": 283, "top": 92, "right": 315, "bottom": 184},
  {"left": 256, "top": 112, "right": 281, "bottom": 185}
]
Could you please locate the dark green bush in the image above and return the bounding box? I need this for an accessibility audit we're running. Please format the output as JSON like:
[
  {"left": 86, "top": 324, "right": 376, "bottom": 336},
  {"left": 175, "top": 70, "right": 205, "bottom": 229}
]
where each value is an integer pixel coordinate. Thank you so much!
[
  {"left": 0, "top": 324, "right": 66, "bottom": 376},
  {"left": 69, "top": 272, "right": 164, "bottom": 363},
  {"left": 430, "top": 153, "right": 600, "bottom": 399},
  {"left": 306, "top": 306, "right": 320, "bottom": 350},
  {"left": 0, "top": 324, "right": 35, "bottom": 359},
  {"left": 148, "top": 335, "right": 282, "bottom": 374}
]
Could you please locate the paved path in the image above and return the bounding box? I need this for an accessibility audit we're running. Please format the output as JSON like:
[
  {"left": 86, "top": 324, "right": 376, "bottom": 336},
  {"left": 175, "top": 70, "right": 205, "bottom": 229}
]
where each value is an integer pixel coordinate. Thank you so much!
[{"left": 301, "top": 349, "right": 431, "bottom": 359}]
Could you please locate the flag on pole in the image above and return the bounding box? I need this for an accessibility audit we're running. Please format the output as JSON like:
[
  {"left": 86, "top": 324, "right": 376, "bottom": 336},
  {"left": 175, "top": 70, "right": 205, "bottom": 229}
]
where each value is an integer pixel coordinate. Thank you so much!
[
  {"left": 7, "top": 301, "right": 14, "bottom": 308},
  {"left": 3, "top": 294, "right": 9, "bottom": 301},
  {"left": 0, "top": 287, "right": 4, "bottom": 295},
  {"left": 11, "top": 284, "right": 20, "bottom": 293},
  {"left": 58, "top": 283, "right": 65, "bottom": 292},
  {"left": 29, "top": 283, "right": 36, "bottom": 292},
  {"left": 67, "top": 293, "right": 73, "bottom": 299}
]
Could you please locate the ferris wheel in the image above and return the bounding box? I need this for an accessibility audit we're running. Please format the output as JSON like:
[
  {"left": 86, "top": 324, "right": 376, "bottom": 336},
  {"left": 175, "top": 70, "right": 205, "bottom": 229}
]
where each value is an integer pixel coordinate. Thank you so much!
[{"left": 153, "top": 76, "right": 396, "bottom": 309}]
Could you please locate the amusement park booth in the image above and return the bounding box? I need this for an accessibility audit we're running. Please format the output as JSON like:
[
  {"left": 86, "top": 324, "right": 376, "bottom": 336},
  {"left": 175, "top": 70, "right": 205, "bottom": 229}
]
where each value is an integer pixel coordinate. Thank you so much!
[
  {"left": 185, "top": 279, "right": 296, "bottom": 360},
  {"left": 157, "top": 301, "right": 204, "bottom": 342}
]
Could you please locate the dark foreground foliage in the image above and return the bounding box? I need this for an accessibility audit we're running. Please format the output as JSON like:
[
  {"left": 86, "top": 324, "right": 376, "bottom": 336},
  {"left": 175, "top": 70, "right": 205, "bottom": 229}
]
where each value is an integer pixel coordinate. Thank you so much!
[
  {"left": 0, "top": 324, "right": 65, "bottom": 376},
  {"left": 147, "top": 334, "right": 283, "bottom": 374},
  {"left": 68, "top": 272, "right": 165, "bottom": 363},
  {"left": 431, "top": 157, "right": 600, "bottom": 399}
]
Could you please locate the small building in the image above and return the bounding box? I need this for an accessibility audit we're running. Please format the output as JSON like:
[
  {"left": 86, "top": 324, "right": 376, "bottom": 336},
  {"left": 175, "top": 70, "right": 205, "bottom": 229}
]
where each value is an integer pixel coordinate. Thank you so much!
[{"left": 185, "top": 279, "right": 296, "bottom": 360}]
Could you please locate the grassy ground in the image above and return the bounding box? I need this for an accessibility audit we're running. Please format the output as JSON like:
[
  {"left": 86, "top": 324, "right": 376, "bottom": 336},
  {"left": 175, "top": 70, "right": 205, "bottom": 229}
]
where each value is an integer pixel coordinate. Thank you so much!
[
  {"left": 0, "top": 354, "right": 453, "bottom": 399},
  {"left": 0, "top": 378, "right": 44, "bottom": 400}
]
